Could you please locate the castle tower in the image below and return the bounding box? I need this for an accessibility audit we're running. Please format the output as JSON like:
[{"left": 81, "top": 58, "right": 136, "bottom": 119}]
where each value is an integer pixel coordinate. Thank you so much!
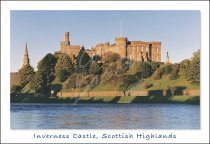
[
  {"left": 65, "top": 32, "right": 70, "bottom": 45},
  {"left": 115, "top": 37, "right": 127, "bottom": 58},
  {"left": 23, "top": 43, "right": 30, "bottom": 66},
  {"left": 165, "top": 51, "right": 170, "bottom": 64}
]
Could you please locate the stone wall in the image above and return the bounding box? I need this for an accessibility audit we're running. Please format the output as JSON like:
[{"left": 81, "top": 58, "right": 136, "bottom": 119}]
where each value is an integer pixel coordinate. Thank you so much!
[
  {"left": 183, "top": 89, "right": 200, "bottom": 96},
  {"left": 57, "top": 89, "right": 200, "bottom": 97}
]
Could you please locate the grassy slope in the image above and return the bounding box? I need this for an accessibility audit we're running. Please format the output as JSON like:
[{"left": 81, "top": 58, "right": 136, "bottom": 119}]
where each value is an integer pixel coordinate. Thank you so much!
[
  {"left": 129, "top": 74, "right": 199, "bottom": 91},
  {"left": 20, "top": 71, "right": 199, "bottom": 93}
]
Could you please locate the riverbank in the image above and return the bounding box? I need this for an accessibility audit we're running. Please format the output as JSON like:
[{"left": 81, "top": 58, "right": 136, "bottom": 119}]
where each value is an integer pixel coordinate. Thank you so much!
[{"left": 11, "top": 94, "right": 200, "bottom": 104}]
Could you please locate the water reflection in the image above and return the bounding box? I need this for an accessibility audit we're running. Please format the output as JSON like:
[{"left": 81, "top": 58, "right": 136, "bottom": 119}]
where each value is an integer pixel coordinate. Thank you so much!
[{"left": 11, "top": 103, "right": 200, "bottom": 129}]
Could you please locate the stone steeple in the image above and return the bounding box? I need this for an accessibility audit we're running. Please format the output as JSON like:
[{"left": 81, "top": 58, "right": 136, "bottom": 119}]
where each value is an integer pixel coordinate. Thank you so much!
[
  {"left": 23, "top": 43, "right": 30, "bottom": 66},
  {"left": 166, "top": 51, "right": 170, "bottom": 64}
]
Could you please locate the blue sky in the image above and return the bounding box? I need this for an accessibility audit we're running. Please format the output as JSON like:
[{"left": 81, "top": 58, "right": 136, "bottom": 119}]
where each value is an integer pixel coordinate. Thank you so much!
[{"left": 10, "top": 10, "right": 200, "bottom": 72}]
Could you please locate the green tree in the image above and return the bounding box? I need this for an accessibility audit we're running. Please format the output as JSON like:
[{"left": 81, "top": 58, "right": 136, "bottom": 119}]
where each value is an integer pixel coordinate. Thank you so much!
[
  {"left": 89, "top": 62, "right": 102, "bottom": 75},
  {"left": 37, "top": 53, "right": 56, "bottom": 83},
  {"left": 30, "top": 71, "right": 47, "bottom": 92},
  {"left": 179, "top": 59, "right": 190, "bottom": 75},
  {"left": 18, "top": 64, "right": 34, "bottom": 87},
  {"left": 169, "top": 64, "right": 180, "bottom": 80},
  {"left": 58, "top": 69, "right": 68, "bottom": 82},
  {"left": 76, "top": 47, "right": 91, "bottom": 73},
  {"left": 92, "top": 55, "right": 101, "bottom": 62},
  {"left": 161, "top": 64, "right": 172, "bottom": 75},
  {"left": 55, "top": 53, "right": 74, "bottom": 81},
  {"left": 138, "top": 62, "right": 153, "bottom": 78},
  {"left": 150, "top": 62, "right": 160, "bottom": 72},
  {"left": 185, "top": 49, "right": 200, "bottom": 85}
]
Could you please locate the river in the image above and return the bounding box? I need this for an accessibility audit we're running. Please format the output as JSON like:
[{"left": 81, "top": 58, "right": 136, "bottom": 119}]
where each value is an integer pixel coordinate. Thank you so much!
[{"left": 11, "top": 103, "right": 200, "bottom": 129}]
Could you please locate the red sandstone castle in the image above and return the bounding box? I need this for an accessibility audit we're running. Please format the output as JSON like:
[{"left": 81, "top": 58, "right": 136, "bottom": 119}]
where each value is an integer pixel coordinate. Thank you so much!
[{"left": 60, "top": 32, "right": 161, "bottom": 62}]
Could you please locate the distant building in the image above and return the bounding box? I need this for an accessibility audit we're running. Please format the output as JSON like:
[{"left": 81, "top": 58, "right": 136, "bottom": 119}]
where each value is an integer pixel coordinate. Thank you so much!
[{"left": 59, "top": 32, "right": 162, "bottom": 62}]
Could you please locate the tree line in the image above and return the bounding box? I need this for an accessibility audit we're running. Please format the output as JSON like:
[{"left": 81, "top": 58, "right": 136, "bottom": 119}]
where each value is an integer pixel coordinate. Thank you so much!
[{"left": 12, "top": 48, "right": 200, "bottom": 94}]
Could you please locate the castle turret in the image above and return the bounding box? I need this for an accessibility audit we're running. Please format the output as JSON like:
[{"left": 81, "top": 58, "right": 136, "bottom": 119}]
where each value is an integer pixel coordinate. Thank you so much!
[
  {"left": 115, "top": 37, "right": 127, "bottom": 58},
  {"left": 23, "top": 43, "right": 30, "bottom": 66}
]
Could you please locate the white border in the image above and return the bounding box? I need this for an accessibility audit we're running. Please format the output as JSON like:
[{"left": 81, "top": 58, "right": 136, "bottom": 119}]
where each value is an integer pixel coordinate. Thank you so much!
[{"left": 1, "top": 1, "right": 209, "bottom": 143}]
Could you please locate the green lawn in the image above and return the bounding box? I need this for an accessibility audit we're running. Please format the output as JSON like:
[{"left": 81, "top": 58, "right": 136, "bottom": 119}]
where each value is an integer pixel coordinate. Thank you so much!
[{"left": 129, "top": 74, "right": 199, "bottom": 91}]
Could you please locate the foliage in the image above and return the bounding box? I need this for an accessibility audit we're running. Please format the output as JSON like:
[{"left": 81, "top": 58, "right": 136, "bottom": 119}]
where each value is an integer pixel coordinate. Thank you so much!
[
  {"left": 161, "top": 64, "right": 172, "bottom": 75},
  {"left": 65, "top": 73, "right": 77, "bottom": 89},
  {"left": 169, "top": 64, "right": 180, "bottom": 80},
  {"left": 55, "top": 53, "right": 74, "bottom": 81},
  {"left": 119, "top": 75, "right": 138, "bottom": 92},
  {"left": 92, "top": 55, "right": 101, "bottom": 62},
  {"left": 37, "top": 53, "right": 57, "bottom": 83},
  {"left": 30, "top": 71, "right": 47, "bottom": 92},
  {"left": 154, "top": 68, "right": 162, "bottom": 80},
  {"left": 18, "top": 64, "right": 34, "bottom": 87},
  {"left": 90, "top": 75, "right": 101, "bottom": 88},
  {"left": 89, "top": 62, "right": 102, "bottom": 75},
  {"left": 151, "top": 62, "right": 160, "bottom": 71},
  {"left": 138, "top": 62, "right": 153, "bottom": 78},
  {"left": 185, "top": 49, "right": 200, "bottom": 85},
  {"left": 58, "top": 69, "right": 68, "bottom": 82},
  {"left": 179, "top": 59, "right": 190, "bottom": 75},
  {"left": 77, "top": 74, "right": 95, "bottom": 88},
  {"left": 76, "top": 48, "right": 91, "bottom": 73},
  {"left": 103, "top": 52, "right": 120, "bottom": 63}
]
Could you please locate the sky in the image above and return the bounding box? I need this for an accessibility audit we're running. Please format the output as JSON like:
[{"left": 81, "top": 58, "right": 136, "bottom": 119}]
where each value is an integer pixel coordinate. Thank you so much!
[{"left": 10, "top": 10, "right": 200, "bottom": 72}]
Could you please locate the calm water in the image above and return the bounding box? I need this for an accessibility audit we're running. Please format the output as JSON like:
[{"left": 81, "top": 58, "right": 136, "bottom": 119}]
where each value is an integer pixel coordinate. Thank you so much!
[{"left": 11, "top": 103, "right": 200, "bottom": 129}]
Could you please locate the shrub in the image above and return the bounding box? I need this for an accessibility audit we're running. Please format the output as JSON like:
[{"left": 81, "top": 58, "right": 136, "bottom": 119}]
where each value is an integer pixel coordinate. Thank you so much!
[
  {"left": 150, "top": 62, "right": 160, "bottom": 71},
  {"left": 143, "top": 82, "right": 153, "bottom": 89},
  {"left": 103, "top": 52, "right": 120, "bottom": 63},
  {"left": 169, "top": 64, "right": 180, "bottom": 80},
  {"left": 161, "top": 64, "right": 172, "bottom": 75},
  {"left": 154, "top": 69, "right": 162, "bottom": 80}
]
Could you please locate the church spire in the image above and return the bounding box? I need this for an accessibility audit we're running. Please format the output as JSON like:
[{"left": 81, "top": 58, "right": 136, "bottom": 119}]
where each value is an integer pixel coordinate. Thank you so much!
[
  {"left": 165, "top": 51, "right": 170, "bottom": 64},
  {"left": 23, "top": 43, "right": 30, "bottom": 66}
]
